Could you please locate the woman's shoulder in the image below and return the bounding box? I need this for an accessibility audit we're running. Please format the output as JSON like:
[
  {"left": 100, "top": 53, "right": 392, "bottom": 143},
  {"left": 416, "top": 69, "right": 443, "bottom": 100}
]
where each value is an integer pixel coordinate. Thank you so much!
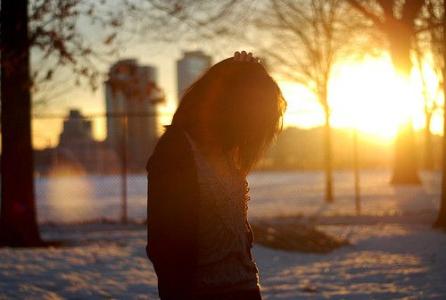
[{"left": 146, "top": 124, "right": 193, "bottom": 173}]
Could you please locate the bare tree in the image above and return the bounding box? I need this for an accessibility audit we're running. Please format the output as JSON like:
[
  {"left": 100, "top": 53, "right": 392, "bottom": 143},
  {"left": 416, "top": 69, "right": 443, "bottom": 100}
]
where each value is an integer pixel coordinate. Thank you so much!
[
  {"left": 346, "top": 0, "right": 427, "bottom": 184},
  {"left": 413, "top": 45, "right": 441, "bottom": 170},
  {"left": 0, "top": 0, "right": 129, "bottom": 247},
  {"left": 434, "top": 0, "right": 446, "bottom": 229},
  {"left": 0, "top": 0, "right": 41, "bottom": 247},
  {"left": 251, "top": 0, "right": 368, "bottom": 202},
  {"left": 0, "top": 0, "right": 239, "bottom": 247},
  {"left": 413, "top": 0, "right": 444, "bottom": 170}
]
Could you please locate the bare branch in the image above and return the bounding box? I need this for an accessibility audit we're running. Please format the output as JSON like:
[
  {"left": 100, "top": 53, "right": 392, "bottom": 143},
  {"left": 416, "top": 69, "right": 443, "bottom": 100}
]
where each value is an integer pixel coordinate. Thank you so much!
[{"left": 346, "top": 0, "right": 384, "bottom": 29}]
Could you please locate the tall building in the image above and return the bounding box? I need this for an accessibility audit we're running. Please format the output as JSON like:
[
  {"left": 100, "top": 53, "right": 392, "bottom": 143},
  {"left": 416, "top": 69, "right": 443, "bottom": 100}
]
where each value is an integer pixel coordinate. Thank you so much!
[
  {"left": 177, "top": 50, "right": 212, "bottom": 102},
  {"left": 59, "top": 109, "right": 93, "bottom": 146},
  {"left": 105, "top": 59, "right": 164, "bottom": 172},
  {"left": 55, "top": 109, "right": 117, "bottom": 174}
]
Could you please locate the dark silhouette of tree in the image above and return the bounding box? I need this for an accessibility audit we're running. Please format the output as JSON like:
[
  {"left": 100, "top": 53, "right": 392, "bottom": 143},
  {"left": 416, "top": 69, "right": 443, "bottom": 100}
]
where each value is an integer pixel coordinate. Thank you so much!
[
  {"left": 414, "top": 0, "right": 444, "bottom": 171},
  {"left": 0, "top": 0, "right": 126, "bottom": 247},
  {"left": 252, "top": 0, "right": 369, "bottom": 202},
  {"left": 0, "top": 0, "right": 238, "bottom": 247},
  {"left": 434, "top": 0, "right": 446, "bottom": 229},
  {"left": 347, "top": 0, "right": 426, "bottom": 184},
  {"left": 414, "top": 48, "right": 440, "bottom": 171},
  {"left": 0, "top": 0, "right": 42, "bottom": 247}
]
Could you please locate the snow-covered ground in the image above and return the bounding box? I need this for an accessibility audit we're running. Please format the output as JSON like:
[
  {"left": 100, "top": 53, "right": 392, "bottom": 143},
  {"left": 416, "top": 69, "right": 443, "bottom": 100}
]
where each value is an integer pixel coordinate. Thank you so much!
[
  {"left": 1, "top": 170, "right": 445, "bottom": 299},
  {"left": 0, "top": 223, "right": 445, "bottom": 299},
  {"left": 35, "top": 170, "right": 441, "bottom": 223}
]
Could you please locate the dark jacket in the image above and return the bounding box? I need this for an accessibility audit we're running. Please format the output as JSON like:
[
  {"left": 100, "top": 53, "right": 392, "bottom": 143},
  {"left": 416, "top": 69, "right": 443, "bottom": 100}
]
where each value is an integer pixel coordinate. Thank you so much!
[
  {"left": 146, "top": 124, "right": 257, "bottom": 299},
  {"left": 146, "top": 125, "right": 200, "bottom": 299}
]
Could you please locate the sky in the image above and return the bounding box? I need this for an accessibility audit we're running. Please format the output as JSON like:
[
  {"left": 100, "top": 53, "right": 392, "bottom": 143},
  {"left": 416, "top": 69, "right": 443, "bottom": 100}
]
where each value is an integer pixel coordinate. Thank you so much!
[{"left": 31, "top": 9, "right": 444, "bottom": 150}]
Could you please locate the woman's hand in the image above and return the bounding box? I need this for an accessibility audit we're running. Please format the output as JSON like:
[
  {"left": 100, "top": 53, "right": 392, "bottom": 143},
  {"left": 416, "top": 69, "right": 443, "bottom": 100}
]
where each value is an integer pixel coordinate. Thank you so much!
[{"left": 233, "top": 51, "right": 259, "bottom": 63}]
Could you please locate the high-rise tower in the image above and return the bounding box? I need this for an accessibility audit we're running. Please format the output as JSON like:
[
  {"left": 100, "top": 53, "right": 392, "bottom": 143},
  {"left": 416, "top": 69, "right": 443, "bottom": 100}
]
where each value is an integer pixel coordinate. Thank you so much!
[
  {"left": 177, "top": 50, "right": 212, "bottom": 103},
  {"left": 105, "top": 59, "right": 164, "bottom": 172}
]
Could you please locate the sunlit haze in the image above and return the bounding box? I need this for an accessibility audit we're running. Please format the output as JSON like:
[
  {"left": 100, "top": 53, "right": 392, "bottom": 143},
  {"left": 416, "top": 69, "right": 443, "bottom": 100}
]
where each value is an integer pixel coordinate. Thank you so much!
[
  {"left": 280, "top": 54, "right": 443, "bottom": 143},
  {"left": 33, "top": 53, "right": 443, "bottom": 149}
]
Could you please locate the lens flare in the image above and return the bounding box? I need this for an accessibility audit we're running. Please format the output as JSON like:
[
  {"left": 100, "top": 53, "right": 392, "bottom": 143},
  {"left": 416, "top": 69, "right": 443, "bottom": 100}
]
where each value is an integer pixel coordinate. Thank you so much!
[{"left": 47, "top": 164, "right": 94, "bottom": 223}]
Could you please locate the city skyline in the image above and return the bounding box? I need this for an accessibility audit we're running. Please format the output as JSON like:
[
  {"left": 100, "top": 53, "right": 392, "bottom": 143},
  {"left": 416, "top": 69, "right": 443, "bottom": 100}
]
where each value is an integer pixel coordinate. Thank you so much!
[{"left": 31, "top": 49, "right": 444, "bottom": 150}]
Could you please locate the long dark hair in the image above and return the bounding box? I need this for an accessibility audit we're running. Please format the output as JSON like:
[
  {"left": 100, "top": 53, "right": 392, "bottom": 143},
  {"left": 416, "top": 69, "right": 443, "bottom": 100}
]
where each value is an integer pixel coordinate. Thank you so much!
[{"left": 172, "top": 57, "right": 287, "bottom": 174}]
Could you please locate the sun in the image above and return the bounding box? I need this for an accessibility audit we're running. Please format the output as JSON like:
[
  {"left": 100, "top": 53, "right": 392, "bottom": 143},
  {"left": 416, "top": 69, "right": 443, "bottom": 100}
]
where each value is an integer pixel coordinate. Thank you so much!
[
  {"left": 329, "top": 57, "right": 420, "bottom": 139},
  {"left": 279, "top": 55, "right": 441, "bottom": 141}
]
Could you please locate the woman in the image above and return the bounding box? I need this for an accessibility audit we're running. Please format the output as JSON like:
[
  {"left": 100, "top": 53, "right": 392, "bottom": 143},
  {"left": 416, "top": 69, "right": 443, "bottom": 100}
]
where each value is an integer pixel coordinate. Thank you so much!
[{"left": 146, "top": 51, "right": 286, "bottom": 300}]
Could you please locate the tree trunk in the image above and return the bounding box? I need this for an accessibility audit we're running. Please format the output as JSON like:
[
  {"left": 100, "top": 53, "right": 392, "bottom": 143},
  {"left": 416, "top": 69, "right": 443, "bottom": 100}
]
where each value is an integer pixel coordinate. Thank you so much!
[
  {"left": 0, "top": 0, "right": 43, "bottom": 246},
  {"left": 424, "top": 113, "right": 434, "bottom": 170},
  {"left": 346, "top": 0, "right": 423, "bottom": 184},
  {"left": 387, "top": 23, "right": 421, "bottom": 185},
  {"left": 323, "top": 104, "right": 334, "bottom": 203},
  {"left": 435, "top": 111, "right": 446, "bottom": 228},
  {"left": 433, "top": 0, "right": 446, "bottom": 229},
  {"left": 353, "top": 128, "right": 361, "bottom": 215},
  {"left": 391, "top": 120, "right": 420, "bottom": 184}
]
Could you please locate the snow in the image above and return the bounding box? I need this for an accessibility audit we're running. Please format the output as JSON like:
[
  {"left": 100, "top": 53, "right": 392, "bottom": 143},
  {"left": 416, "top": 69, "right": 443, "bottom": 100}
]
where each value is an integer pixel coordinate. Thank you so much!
[
  {"left": 35, "top": 170, "right": 441, "bottom": 223},
  {"left": 1, "top": 223, "right": 445, "bottom": 299},
  {"left": 1, "top": 170, "right": 445, "bottom": 299}
]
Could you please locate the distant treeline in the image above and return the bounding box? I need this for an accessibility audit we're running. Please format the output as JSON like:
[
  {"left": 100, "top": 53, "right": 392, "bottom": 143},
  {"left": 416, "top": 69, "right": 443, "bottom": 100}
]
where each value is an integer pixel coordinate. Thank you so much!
[
  {"left": 257, "top": 126, "right": 442, "bottom": 170},
  {"left": 33, "top": 126, "right": 442, "bottom": 175}
]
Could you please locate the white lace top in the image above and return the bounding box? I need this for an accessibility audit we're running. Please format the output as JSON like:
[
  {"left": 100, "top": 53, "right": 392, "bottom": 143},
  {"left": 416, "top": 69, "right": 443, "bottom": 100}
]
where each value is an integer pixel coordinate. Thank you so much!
[{"left": 184, "top": 133, "right": 259, "bottom": 295}]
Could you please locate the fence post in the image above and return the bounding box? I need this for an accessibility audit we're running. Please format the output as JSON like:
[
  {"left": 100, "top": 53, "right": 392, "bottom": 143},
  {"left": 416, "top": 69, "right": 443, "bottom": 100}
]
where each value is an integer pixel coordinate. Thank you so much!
[
  {"left": 121, "top": 114, "right": 128, "bottom": 224},
  {"left": 353, "top": 128, "right": 361, "bottom": 215}
]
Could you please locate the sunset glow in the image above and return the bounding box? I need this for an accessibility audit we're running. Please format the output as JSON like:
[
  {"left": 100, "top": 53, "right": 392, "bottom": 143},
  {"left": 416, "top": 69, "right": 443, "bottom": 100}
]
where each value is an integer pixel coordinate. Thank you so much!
[
  {"left": 280, "top": 55, "right": 443, "bottom": 142},
  {"left": 32, "top": 55, "right": 443, "bottom": 150}
]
